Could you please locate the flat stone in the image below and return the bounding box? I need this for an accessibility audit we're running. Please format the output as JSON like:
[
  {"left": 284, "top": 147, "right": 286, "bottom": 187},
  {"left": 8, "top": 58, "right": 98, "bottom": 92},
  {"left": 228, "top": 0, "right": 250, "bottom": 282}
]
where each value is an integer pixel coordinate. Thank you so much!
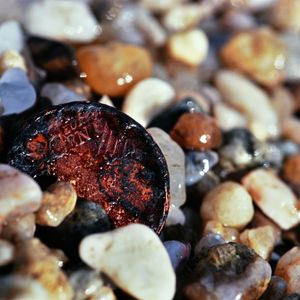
[{"left": 80, "top": 224, "right": 176, "bottom": 300}]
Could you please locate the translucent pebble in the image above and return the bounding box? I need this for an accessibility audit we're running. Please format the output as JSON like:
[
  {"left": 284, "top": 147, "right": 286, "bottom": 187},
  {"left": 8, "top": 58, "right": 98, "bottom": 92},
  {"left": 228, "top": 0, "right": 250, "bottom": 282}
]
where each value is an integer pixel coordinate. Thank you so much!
[{"left": 194, "top": 233, "right": 225, "bottom": 254}]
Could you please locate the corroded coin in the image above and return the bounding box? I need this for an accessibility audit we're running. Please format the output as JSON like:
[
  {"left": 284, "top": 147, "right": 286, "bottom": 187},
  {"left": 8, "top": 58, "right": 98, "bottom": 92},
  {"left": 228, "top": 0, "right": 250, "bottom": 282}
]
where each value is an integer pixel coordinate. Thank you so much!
[{"left": 8, "top": 102, "right": 170, "bottom": 233}]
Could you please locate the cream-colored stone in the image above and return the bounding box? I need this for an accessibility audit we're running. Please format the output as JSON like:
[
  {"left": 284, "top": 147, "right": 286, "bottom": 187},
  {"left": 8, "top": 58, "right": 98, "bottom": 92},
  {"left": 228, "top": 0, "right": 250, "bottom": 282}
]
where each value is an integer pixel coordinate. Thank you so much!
[
  {"left": 215, "top": 70, "right": 280, "bottom": 140},
  {"left": 0, "top": 49, "right": 26, "bottom": 73},
  {"left": 167, "top": 29, "right": 209, "bottom": 66},
  {"left": 99, "top": 95, "right": 115, "bottom": 107},
  {"left": 123, "top": 78, "right": 175, "bottom": 127},
  {"left": 200, "top": 181, "right": 254, "bottom": 229},
  {"left": 80, "top": 224, "right": 176, "bottom": 300},
  {"left": 242, "top": 168, "right": 300, "bottom": 230},
  {"left": 0, "top": 239, "right": 14, "bottom": 266},
  {"left": 140, "top": 0, "right": 185, "bottom": 13}
]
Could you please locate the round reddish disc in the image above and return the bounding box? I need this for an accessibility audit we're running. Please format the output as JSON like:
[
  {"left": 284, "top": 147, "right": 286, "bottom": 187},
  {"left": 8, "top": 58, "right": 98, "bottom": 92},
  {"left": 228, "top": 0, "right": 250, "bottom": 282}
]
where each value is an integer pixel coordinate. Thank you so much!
[{"left": 8, "top": 102, "right": 170, "bottom": 233}]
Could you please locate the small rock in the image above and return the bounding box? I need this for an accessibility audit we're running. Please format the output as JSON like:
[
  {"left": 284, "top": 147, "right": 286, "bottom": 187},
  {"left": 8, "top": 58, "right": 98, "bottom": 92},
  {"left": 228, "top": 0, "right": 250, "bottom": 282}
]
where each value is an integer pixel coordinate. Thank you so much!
[
  {"left": 166, "top": 205, "right": 186, "bottom": 226},
  {"left": 0, "top": 276, "right": 51, "bottom": 300},
  {"left": 24, "top": 0, "right": 100, "bottom": 43},
  {"left": 123, "top": 78, "right": 175, "bottom": 127},
  {"left": 80, "top": 224, "right": 176, "bottom": 300},
  {"left": 1, "top": 213, "right": 36, "bottom": 242},
  {"left": 0, "top": 68, "right": 36, "bottom": 116},
  {"left": 0, "top": 20, "right": 23, "bottom": 55},
  {"left": 272, "top": 87, "right": 295, "bottom": 122},
  {"left": 0, "top": 239, "right": 14, "bottom": 266},
  {"left": 240, "top": 225, "right": 277, "bottom": 260},
  {"left": 260, "top": 276, "right": 287, "bottom": 300},
  {"left": 194, "top": 233, "right": 225, "bottom": 254},
  {"left": 0, "top": 49, "right": 27, "bottom": 73},
  {"left": 283, "top": 117, "right": 300, "bottom": 145},
  {"left": 69, "top": 269, "right": 116, "bottom": 300},
  {"left": 185, "top": 150, "right": 219, "bottom": 186},
  {"left": 221, "top": 28, "right": 286, "bottom": 88},
  {"left": 236, "top": 0, "right": 277, "bottom": 11},
  {"left": 140, "top": 0, "right": 185, "bottom": 13},
  {"left": 222, "top": 9, "right": 256, "bottom": 31},
  {"left": 0, "top": 164, "right": 42, "bottom": 224},
  {"left": 185, "top": 243, "right": 272, "bottom": 300},
  {"left": 242, "top": 168, "right": 300, "bottom": 230},
  {"left": 99, "top": 95, "right": 114, "bottom": 107},
  {"left": 36, "top": 182, "right": 77, "bottom": 227},
  {"left": 200, "top": 181, "right": 254, "bottom": 229},
  {"left": 283, "top": 154, "right": 300, "bottom": 193},
  {"left": 215, "top": 70, "right": 280, "bottom": 140},
  {"left": 275, "top": 247, "right": 300, "bottom": 293},
  {"left": 271, "top": 0, "right": 300, "bottom": 32},
  {"left": 167, "top": 29, "right": 209, "bottom": 67},
  {"left": 163, "top": 240, "right": 190, "bottom": 270},
  {"left": 170, "top": 112, "right": 222, "bottom": 151},
  {"left": 77, "top": 43, "right": 152, "bottom": 97},
  {"left": 15, "top": 238, "right": 74, "bottom": 300}
]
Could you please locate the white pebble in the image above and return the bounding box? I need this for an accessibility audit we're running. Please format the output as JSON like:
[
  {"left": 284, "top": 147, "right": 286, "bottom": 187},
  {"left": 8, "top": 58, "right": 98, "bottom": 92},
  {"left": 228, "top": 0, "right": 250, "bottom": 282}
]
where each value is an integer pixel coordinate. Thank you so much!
[
  {"left": 80, "top": 224, "right": 176, "bottom": 300},
  {"left": 24, "top": 0, "right": 100, "bottom": 43},
  {"left": 200, "top": 181, "right": 254, "bottom": 229},
  {"left": 166, "top": 205, "right": 186, "bottom": 226},
  {"left": 0, "top": 239, "right": 14, "bottom": 266},
  {"left": 123, "top": 78, "right": 175, "bottom": 127},
  {"left": 215, "top": 70, "right": 280, "bottom": 141},
  {"left": 242, "top": 168, "right": 300, "bottom": 230},
  {"left": 0, "top": 20, "right": 24, "bottom": 55},
  {"left": 167, "top": 29, "right": 209, "bottom": 67},
  {"left": 0, "top": 164, "right": 42, "bottom": 224},
  {"left": 99, "top": 95, "right": 115, "bottom": 107}
]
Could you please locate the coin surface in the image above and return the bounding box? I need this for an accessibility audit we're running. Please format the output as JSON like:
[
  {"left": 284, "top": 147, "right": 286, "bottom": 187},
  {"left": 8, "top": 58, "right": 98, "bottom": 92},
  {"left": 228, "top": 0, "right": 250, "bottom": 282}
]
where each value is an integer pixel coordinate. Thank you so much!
[{"left": 8, "top": 102, "right": 170, "bottom": 233}]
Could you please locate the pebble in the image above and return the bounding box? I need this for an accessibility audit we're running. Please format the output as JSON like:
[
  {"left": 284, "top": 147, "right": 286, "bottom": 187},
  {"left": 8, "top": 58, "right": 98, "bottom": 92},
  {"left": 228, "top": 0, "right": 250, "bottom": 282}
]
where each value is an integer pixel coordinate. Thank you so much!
[
  {"left": 283, "top": 154, "right": 300, "bottom": 193},
  {"left": 15, "top": 238, "right": 74, "bottom": 300},
  {"left": 99, "top": 95, "right": 114, "bottom": 107},
  {"left": 200, "top": 181, "right": 254, "bottom": 229},
  {"left": 260, "top": 276, "right": 287, "bottom": 300},
  {"left": 185, "top": 150, "right": 219, "bottom": 186},
  {"left": 236, "top": 0, "right": 277, "bottom": 11},
  {"left": 275, "top": 247, "right": 300, "bottom": 293},
  {"left": 123, "top": 78, "right": 175, "bottom": 127},
  {"left": 163, "top": 240, "right": 191, "bottom": 270},
  {"left": 0, "top": 68, "right": 36, "bottom": 116},
  {"left": 41, "top": 83, "right": 86, "bottom": 106},
  {"left": 36, "top": 182, "right": 77, "bottom": 227},
  {"left": 222, "top": 9, "right": 256, "bottom": 31},
  {"left": 0, "top": 49, "right": 27, "bottom": 73},
  {"left": 283, "top": 117, "right": 300, "bottom": 145},
  {"left": 271, "top": 0, "right": 300, "bottom": 32},
  {"left": 0, "top": 20, "right": 23, "bottom": 55},
  {"left": 166, "top": 205, "right": 186, "bottom": 226},
  {"left": 24, "top": 0, "right": 100, "bottom": 43},
  {"left": 240, "top": 225, "right": 277, "bottom": 260},
  {"left": 0, "top": 276, "right": 51, "bottom": 300},
  {"left": 80, "top": 224, "right": 176, "bottom": 300},
  {"left": 194, "top": 233, "right": 225, "bottom": 254},
  {"left": 0, "top": 164, "right": 42, "bottom": 224},
  {"left": 242, "top": 168, "right": 300, "bottom": 230},
  {"left": 0, "top": 239, "right": 14, "bottom": 266},
  {"left": 215, "top": 70, "right": 280, "bottom": 140},
  {"left": 0, "top": 213, "right": 36, "bottom": 242},
  {"left": 77, "top": 43, "right": 152, "bottom": 97},
  {"left": 221, "top": 28, "right": 286, "bottom": 88},
  {"left": 170, "top": 112, "right": 222, "bottom": 151},
  {"left": 140, "top": 0, "right": 185, "bottom": 13},
  {"left": 167, "top": 29, "right": 209, "bottom": 67},
  {"left": 69, "top": 269, "right": 116, "bottom": 300},
  {"left": 185, "top": 243, "right": 272, "bottom": 300},
  {"left": 284, "top": 294, "right": 300, "bottom": 300}
]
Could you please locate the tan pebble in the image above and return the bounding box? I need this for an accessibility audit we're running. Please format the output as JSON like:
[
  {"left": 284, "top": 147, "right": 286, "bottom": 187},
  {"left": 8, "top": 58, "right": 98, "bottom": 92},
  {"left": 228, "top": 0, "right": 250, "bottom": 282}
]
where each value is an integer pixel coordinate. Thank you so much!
[
  {"left": 167, "top": 29, "right": 209, "bottom": 67},
  {"left": 275, "top": 247, "right": 300, "bottom": 293},
  {"left": 140, "top": 0, "right": 185, "bottom": 13},
  {"left": 242, "top": 168, "right": 300, "bottom": 230},
  {"left": 123, "top": 78, "right": 175, "bottom": 127},
  {"left": 77, "top": 43, "right": 152, "bottom": 97},
  {"left": 0, "top": 164, "right": 42, "bottom": 224},
  {"left": 271, "top": 0, "right": 300, "bottom": 32},
  {"left": 203, "top": 220, "right": 240, "bottom": 243},
  {"left": 240, "top": 225, "right": 277, "bottom": 260},
  {"left": 15, "top": 238, "right": 73, "bottom": 300},
  {"left": 283, "top": 154, "right": 300, "bottom": 187},
  {"left": 282, "top": 117, "right": 300, "bottom": 144},
  {"left": 80, "top": 224, "right": 176, "bottom": 300},
  {"left": 215, "top": 70, "right": 280, "bottom": 141},
  {"left": 0, "top": 239, "right": 14, "bottom": 266},
  {"left": 221, "top": 27, "right": 286, "bottom": 88},
  {"left": 170, "top": 112, "right": 222, "bottom": 151},
  {"left": 0, "top": 49, "right": 26, "bottom": 73},
  {"left": 36, "top": 182, "right": 77, "bottom": 227},
  {"left": 201, "top": 181, "right": 254, "bottom": 230},
  {"left": 1, "top": 213, "right": 36, "bottom": 242}
]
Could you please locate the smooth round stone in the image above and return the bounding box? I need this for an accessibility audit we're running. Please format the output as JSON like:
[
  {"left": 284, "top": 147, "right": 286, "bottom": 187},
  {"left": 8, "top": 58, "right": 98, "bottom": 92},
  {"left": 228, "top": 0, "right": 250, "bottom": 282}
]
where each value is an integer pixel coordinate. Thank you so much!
[
  {"left": 185, "top": 150, "right": 219, "bottom": 186},
  {"left": 170, "top": 113, "right": 222, "bottom": 151},
  {"left": 80, "top": 224, "right": 176, "bottom": 300},
  {"left": 8, "top": 102, "right": 169, "bottom": 233},
  {"left": 77, "top": 43, "right": 152, "bottom": 97},
  {"left": 0, "top": 20, "right": 23, "bottom": 55},
  {"left": 163, "top": 240, "right": 190, "bottom": 270}
]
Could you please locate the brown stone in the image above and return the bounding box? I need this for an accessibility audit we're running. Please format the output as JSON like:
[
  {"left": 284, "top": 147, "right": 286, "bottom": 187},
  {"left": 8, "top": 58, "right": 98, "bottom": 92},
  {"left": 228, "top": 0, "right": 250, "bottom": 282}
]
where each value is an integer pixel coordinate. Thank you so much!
[
  {"left": 170, "top": 113, "right": 222, "bottom": 150},
  {"left": 283, "top": 154, "right": 300, "bottom": 187},
  {"left": 221, "top": 28, "right": 286, "bottom": 88},
  {"left": 76, "top": 43, "right": 152, "bottom": 97}
]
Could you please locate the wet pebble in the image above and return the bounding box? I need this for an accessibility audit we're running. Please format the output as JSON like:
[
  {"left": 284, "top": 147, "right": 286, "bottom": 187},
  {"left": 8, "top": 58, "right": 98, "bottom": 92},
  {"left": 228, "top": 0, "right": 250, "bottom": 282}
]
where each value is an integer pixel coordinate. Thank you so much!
[
  {"left": 80, "top": 224, "right": 176, "bottom": 300},
  {"left": 0, "top": 239, "right": 14, "bottom": 266}
]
